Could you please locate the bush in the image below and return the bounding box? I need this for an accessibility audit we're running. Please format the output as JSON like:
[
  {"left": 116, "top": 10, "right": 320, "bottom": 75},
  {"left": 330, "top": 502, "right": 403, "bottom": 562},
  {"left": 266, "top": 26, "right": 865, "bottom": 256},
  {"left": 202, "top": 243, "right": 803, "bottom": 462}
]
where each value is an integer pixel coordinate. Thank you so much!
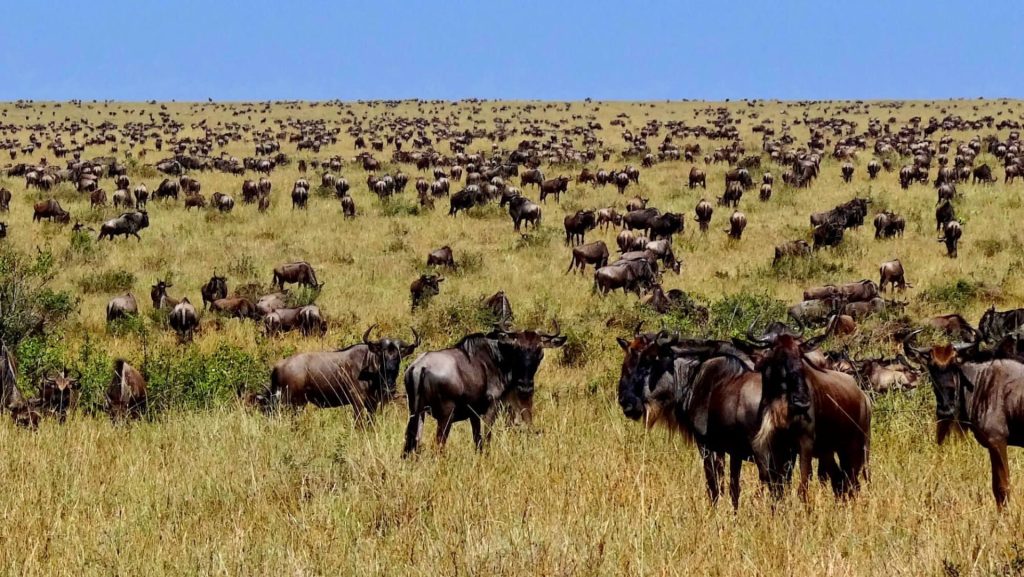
[
  {"left": 0, "top": 248, "right": 78, "bottom": 346},
  {"left": 377, "top": 198, "right": 420, "bottom": 217},
  {"left": 708, "top": 292, "right": 788, "bottom": 339},
  {"left": 77, "top": 269, "right": 136, "bottom": 294},
  {"left": 921, "top": 278, "right": 982, "bottom": 311}
]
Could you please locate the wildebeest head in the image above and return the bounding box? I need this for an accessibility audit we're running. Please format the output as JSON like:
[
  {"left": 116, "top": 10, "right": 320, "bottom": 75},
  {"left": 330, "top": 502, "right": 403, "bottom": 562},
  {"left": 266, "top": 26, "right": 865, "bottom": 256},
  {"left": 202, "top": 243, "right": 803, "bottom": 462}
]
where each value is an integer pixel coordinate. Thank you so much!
[
  {"left": 744, "top": 323, "right": 825, "bottom": 416},
  {"left": 362, "top": 324, "right": 420, "bottom": 396},
  {"left": 41, "top": 367, "right": 82, "bottom": 420},
  {"left": 903, "top": 329, "right": 977, "bottom": 443},
  {"left": 488, "top": 321, "right": 565, "bottom": 394},
  {"left": 151, "top": 280, "right": 172, "bottom": 306}
]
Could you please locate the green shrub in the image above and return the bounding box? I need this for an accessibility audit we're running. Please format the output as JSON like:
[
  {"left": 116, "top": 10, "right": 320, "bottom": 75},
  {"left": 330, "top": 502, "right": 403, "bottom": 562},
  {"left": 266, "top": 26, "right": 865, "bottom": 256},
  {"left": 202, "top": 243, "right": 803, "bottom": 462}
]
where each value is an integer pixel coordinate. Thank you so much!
[
  {"left": 77, "top": 269, "right": 136, "bottom": 294},
  {"left": 708, "top": 292, "right": 788, "bottom": 339},
  {"left": 921, "top": 278, "right": 982, "bottom": 311},
  {"left": 377, "top": 198, "right": 420, "bottom": 217},
  {"left": 0, "top": 247, "right": 78, "bottom": 346}
]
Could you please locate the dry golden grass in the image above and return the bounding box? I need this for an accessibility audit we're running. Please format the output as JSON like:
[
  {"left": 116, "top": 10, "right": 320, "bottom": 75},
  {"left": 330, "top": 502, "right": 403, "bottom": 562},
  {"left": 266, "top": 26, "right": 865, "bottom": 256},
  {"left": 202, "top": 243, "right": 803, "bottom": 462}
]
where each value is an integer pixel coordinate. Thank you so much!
[{"left": 0, "top": 99, "right": 1023, "bottom": 576}]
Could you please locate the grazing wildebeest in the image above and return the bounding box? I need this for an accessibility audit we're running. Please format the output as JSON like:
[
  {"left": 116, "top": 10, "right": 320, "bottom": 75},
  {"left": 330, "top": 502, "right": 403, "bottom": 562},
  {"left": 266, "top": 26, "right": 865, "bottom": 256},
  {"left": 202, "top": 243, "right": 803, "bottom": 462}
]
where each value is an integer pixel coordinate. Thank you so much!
[
  {"left": 340, "top": 195, "right": 355, "bottom": 217},
  {"left": 112, "top": 188, "right": 132, "bottom": 208},
  {"left": 271, "top": 325, "right": 420, "bottom": 422},
  {"left": 90, "top": 188, "right": 108, "bottom": 208},
  {"left": 759, "top": 183, "right": 772, "bottom": 202},
  {"left": 106, "top": 359, "right": 147, "bottom": 421},
  {"left": 201, "top": 275, "right": 228, "bottom": 309},
  {"left": 644, "top": 239, "right": 682, "bottom": 274},
  {"left": 773, "top": 240, "right": 811, "bottom": 264},
  {"left": 973, "top": 163, "right": 996, "bottom": 184},
  {"left": 567, "top": 241, "right": 610, "bottom": 274},
  {"left": 483, "top": 290, "right": 513, "bottom": 322},
  {"left": 0, "top": 187, "right": 10, "bottom": 211},
  {"left": 623, "top": 207, "right": 659, "bottom": 232},
  {"left": 842, "top": 297, "right": 889, "bottom": 320},
  {"left": 789, "top": 297, "right": 843, "bottom": 328},
  {"left": 596, "top": 208, "right": 622, "bottom": 230},
  {"left": 210, "top": 297, "right": 258, "bottom": 320},
  {"left": 873, "top": 211, "right": 905, "bottom": 239},
  {"left": 928, "top": 314, "right": 980, "bottom": 341},
  {"left": 155, "top": 178, "right": 180, "bottom": 201},
  {"left": 298, "top": 305, "right": 327, "bottom": 337},
  {"left": 941, "top": 220, "right": 962, "bottom": 258},
  {"left": 520, "top": 168, "right": 544, "bottom": 188},
  {"left": 184, "top": 194, "right": 207, "bottom": 210},
  {"left": 133, "top": 184, "right": 148, "bottom": 209},
  {"left": 695, "top": 199, "right": 713, "bottom": 232},
  {"left": 625, "top": 196, "right": 648, "bottom": 212},
  {"left": 150, "top": 280, "right": 179, "bottom": 310},
  {"left": 813, "top": 220, "right": 844, "bottom": 250},
  {"left": 32, "top": 199, "right": 70, "bottom": 223},
  {"left": 841, "top": 162, "right": 854, "bottom": 183},
  {"left": 402, "top": 322, "right": 565, "bottom": 455},
  {"left": 979, "top": 307, "right": 1024, "bottom": 343},
  {"left": 688, "top": 167, "right": 706, "bottom": 189},
  {"left": 507, "top": 195, "right": 541, "bottom": 232},
  {"left": 39, "top": 368, "right": 82, "bottom": 423},
  {"left": 564, "top": 210, "right": 597, "bottom": 246},
  {"left": 825, "top": 314, "right": 857, "bottom": 337},
  {"left": 614, "top": 171, "right": 630, "bottom": 194},
  {"left": 169, "top": 298, "right": 199, "bottom": 342},
  {"left": 746, "top": 332, "right": 871, "bottom": 500},
  {"left": 838, "top": 279, "right": 879, "bottom": 303},
  {"left": 727, "top": 211, "right": 746, "bottom": 240},
  {"left": 879, "top": 259, "right": 908, "bottom": 293},
  {"left": 594, "top": 259, "right": 658, "bottom": 296},
  {"left": 291, "top": 184, "right": 309, "bottom": 209},
  {"left": 720, "top": 181, "right": 743, "bottom": 207},
  {"left": 98, "top": 211, "right": 149, "bottom": 241},
  {"left": 273, "top": 261, "right": 321, "bottom": 290},
  {"left": 427, "top": 246, "right": 456, "bottom": 268},
  {"left": 410, "top": 274, "right": 444, "bottom": 309},
  {"left": 539, "top": 176, "right": 570, "bottom": 203},
  {"left": 649, "top": 212, "right": 684, "bottom": 240},
  {"left": 106, "top": 293, "right": 139, "bottom": 322},
  {"left": 449, "top": 187, "right": 483, "bottom": 216},
  {"left": 904, "top": 331, "right": 1024, "bottom": 509}
]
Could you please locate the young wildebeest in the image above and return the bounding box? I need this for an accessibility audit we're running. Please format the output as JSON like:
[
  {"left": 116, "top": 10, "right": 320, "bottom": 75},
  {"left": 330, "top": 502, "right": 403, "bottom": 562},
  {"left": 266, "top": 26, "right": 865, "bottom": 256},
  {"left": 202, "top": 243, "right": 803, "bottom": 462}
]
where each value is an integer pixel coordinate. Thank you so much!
[
  {"left": 879, "top": 259, "right": 909, "bottom": 293},
  {"left": 410, "top": 274, "right": 444, "bottom": 310},
  {"left": 566, "top": 241, "right": 610, "bottom": 275},
  {"left": 426, "top": 246, "right": 456, "bottom": 268},
  {"left": 272, "top": 261, "right": 321, "bottom": 290},
  {"left": 106, "top": 293, "right": 139, "bottom": 322},
  {"left": 596, "top": 208, "right": 622, "bottom": 230},
  {"left": 904, "top": 331, "right": 1024, "bottom": 509},
  {"left": 402, "top": 322, "right": 565, "bottom": 455},
  {"left": 271, "top": 326, "right": 420, "bottom": 424},
  {"left": 106, "top": 359, "right": 147, "bottom": 421},
  {"left": 201, "top": 275, "right": 228, "bottom": 309},
  {"left": 169, "top": 298, "right": 199, "bottom": 342}
]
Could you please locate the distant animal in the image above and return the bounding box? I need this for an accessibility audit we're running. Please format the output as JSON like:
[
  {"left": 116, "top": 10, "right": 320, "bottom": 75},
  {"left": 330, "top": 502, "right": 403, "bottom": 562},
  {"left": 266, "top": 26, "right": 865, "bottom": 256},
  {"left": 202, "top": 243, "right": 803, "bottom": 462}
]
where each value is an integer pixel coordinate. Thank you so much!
[
  {"left": 98, "top": 211, "right": 149, "bottom": 241},
  {"left": 879, "top": 259, "right": 909, "bottom": 292},
  {"left": 106, "top": 293, "right": 139, "bottom": 322},
  {"left": 567, "top": 241, "right": 610, "bottom": 274},
  {"left": 39, "top": 368, "right": 82, "bottom": 423},
  {"left": 169, "top": 298, "right": 199, "bottom": 342},
  {"left": 410, "top": 274, "right": 444, "bottom": 309},
  {"left": 773, "top": 240, "right": 811, "bottom": 264},
  {"left": 695, "top": 199, "right": 713, "bottom": 232},
  {"left": 201, "top": 275, "right": 228, "bottom": 309},
  {"left": 940, "top": 220, "right": 962, "bottom": 258},
  {"left": 427, "top": 246, "right": 456, "bottom": 268},
  {"left": 727, "top": 211, "right": 746, "bottom": 240},
  {"left": 564, "top": 210, "right": 597, "bottom": 246},
  {"left": 106, "top": 359, "right": 147, "bottom": 420},
  {"left": 272, "top": 261, "right": 322, "bottom": 290}
]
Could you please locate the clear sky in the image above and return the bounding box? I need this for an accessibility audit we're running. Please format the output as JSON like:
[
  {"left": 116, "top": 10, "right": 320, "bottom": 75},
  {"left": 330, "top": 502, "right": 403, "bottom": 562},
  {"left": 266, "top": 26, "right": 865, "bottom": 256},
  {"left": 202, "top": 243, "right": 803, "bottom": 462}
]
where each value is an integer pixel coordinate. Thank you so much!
[{"left": 0, "top": 0, "right": 1020, "bottom": 101}]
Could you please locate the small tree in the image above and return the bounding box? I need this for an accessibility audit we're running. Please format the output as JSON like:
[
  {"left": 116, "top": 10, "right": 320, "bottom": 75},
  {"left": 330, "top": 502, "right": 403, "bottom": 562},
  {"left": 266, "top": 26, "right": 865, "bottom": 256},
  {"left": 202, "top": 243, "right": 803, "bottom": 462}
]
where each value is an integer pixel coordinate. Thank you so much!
[{"left": 0, "top": 248, "right": 77, "bottom": 347}]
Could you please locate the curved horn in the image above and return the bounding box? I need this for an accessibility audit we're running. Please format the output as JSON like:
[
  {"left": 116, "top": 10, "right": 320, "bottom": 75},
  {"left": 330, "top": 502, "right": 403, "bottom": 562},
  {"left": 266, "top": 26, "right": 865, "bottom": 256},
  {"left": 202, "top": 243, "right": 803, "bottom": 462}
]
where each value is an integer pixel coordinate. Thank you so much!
[
  {"left": 540, "top": 319, "right": 561, "bottom": 339},
  {"left": 902, "top": 329, "right": 930, "bottom": 359},
  {"left": 633, "top": 320, "right": 645, "bottom": 336},
  {"left": 746, "top": 319, "right": 771, "bottom": 346},
  {"left": 409, "top": 328, "right": 421, "bottom": 348},
  {"left": 362, "top": 324, "right": 378, "bottom": 345}
]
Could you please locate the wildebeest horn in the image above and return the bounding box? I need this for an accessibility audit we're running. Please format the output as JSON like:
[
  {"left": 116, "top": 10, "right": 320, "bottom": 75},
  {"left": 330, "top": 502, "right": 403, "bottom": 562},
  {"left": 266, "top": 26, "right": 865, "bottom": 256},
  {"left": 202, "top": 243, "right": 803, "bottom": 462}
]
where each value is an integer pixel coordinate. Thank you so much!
[
  {"left": 746, "top": 319, "right": 772, "bottom": 346},
  {"left": 540, "top": 319, "right": 561, "bottom": 339},
  {"left": 902, "top": 329, "right": 930, "bottom": 359},
  {"left": 953, "top": 340, "right": 978, "bottom": 355},
  {"left": 409, "top": 328, "right": 421, "bottom": 348},
  {"left": 362, "top": 324, "right": 378, "bottom": 345},
  {"left": 633, "top": 320, "right": 645, "bottom": 336}
]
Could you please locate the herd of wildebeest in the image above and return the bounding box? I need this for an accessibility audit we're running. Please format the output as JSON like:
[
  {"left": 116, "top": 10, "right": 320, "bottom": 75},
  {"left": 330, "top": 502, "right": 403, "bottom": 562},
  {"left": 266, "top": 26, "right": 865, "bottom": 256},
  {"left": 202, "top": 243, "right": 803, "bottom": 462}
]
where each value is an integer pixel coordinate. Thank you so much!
[{"left": 0, "top": 99, "right": 1023, "bottom": 510}]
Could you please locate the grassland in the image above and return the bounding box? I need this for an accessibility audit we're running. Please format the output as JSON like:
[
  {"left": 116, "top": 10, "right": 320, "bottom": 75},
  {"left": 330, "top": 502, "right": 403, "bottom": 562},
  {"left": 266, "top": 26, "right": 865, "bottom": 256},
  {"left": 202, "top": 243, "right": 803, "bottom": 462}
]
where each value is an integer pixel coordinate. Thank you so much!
[{"left": 0, "top": 99, "right": 1022, "bottom": 576}]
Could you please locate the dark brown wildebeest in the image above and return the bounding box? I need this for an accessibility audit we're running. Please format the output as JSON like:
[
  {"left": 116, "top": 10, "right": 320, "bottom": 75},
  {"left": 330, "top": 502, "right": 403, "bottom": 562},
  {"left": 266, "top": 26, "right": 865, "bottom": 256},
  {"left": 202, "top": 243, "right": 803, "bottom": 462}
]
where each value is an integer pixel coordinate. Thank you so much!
[
  {"left": 903, "top": 331, "right": 1024, "bottom": 509},
  {"left": 483, "top": 290, "right": 513, "bottom": 322},
  {"left": 867, "top": 159, "right": 881, "bottom": 179},
  {"left": 211, "top": 297, "right": 258, "bottom": 320},
  {"left": 649, "top": 212, "right": 684, "bottom": 241},
  {"left": 842, "top": 297, "right": 889, "bottom": 320},
  {"left": 719, "top": 181, "right": 743, "bottom": 207},
  {"left": 106, "top": 293, "right": 138, "bottom": 322},
  {"left": 935, "top": 199, "right": 956, "bottom": 231},
  {"left": 727, "top": 211, "right": 746, "bottom": 240},
  {"left": 340, "top": 195, "right": 355, "bottom": 217},
  {"left": 98, "top": 211, "right": 149, "bottom": 241},
  {"left": 410, "top": 274, "right": 444, "bottom": 310},
  {"left": 402, "top": 322, "right": 565, "bottom": 455},
  {"left": 941, "top": 220, "right": 962, "bottom": 258},
  {"left": 39, "top": 367, "right": 82, "bottom": 423},
  {"left": 937, "top": 182, "right": 956, "bottom": 204},
  {"left": 184, "top": 194, "right": 207, "bottom": 210},
  {"left": 615, "top": 171, "right": 630, "bottom": 194},
  {"left": 773, "top": 240, "right": 811, "bottom": 264},
  {"left": 759, "top": 183, "right": 772, "bottom": 202},
  {"left": 0, "top": 222, "right": 6, "bottom": 239},
  {"left": 273, "top": 261, "right": 321, "bottom": 290},
  {"left": 211, "top": 192, "right": 234, "bottom": 213},
  {"left": 879, "top": 259, "right": 909, "bottom": 293},
  {"left": 150, "top": 280, "right": 179, "bottom": 310},
  {"left": 841, "top": 162, "right": 854, "bottom": 183},
  {"left": 169, "top": 298, "right": 199, "bottom": 342},
  {"left": 106, "top": 359, "right": 147, "bottom": 421},
  {"left": 838, "top": 279, "right": 880, "bottom": 303},
  {"left": 623, "top": 207, "right": 659, "bottom": 232},
  {"left": 813, "top": 220, "right": 844, "bottom": 250},
  {"left": 566, "top": 241, "right": 610, "bottom": 274},
  {"left": 644, "top": 239, "right": 682, "bottom": 274},
  {"left": 133, "top": 184, "right": 148, "bottom": 209},
  {"left": 0, "top": 187, "right": 11, "bottom": 211},
  {"left": 520, "top": 168, "right": 544, "bottom": 188},
  {"left": 112, "top": 188, "right": 132, "bottom": 208},
  {"left": 539, "top": 176, "right": 569, "bottom": 203},
  {"left": 688, "top": 167, "right": 706, "bottom": 189},
  {"left": 291, "top": 184, "right": 309, "bottom": 209},
  {"left": 625, "top": 196, "right": 648, "bottom": 212},
  {"left": 979, "top": 307, "right": 1024, "bottom": 343},
  {"left": 33, "top": 199, "right": 70, "bottom": 223},
  {"left": 746, "top": 331, "right": 871, "bottom": 500},
  {"left": 427, "top": 246, "right": 456, "bottom": 268},
  {"left": 201, "top": 275, "right": 228, "bottom": 309},
  {"left": 90, "top": 188, "right": 107, "bottom": 208},
  {"left": 695, "top": 199, "right": 713, "bottom": 232},
  {"left": 1, "top": 339, "right": 39, "bottom": 428},
  {"left": 155, "top": 178, "right": 180, "bottom": 201},
  {"left": 596, "top": 208, "right": 621, "bottom": 230},
  {"left": 449, "top": 187, "right": 484, "bottom": 217},
  {"left": 873, "top": 211, "right": 905, "bottom": 239},
  {"left": 973, "top": 163, "right": 996, "bottom": 184},
  {"left": 564, "top": 210, "right": 597, "bottom": 246},
  {"left": 577, "top": 168, "right": 595, "bottom": 185},
  {"left": 271, "top": 325, "right": 420, "bottom": 423},
  {"left": 507, "top": 196, "right": 541, "bottom": 232},
  {"left": 242, "top": 179, "right": 260, "bottom": 203}
]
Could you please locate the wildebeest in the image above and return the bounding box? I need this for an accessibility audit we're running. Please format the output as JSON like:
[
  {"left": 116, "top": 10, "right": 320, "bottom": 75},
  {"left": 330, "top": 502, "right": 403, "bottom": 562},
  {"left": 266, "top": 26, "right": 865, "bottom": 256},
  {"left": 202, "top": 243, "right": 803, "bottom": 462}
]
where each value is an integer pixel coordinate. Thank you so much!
[
  {"left": 566, "top": 241, "right": 610, "bottom": 274},
  {"left": 719, "top": 181, "right": 743, "bottom": 207},
  {"left": 426, "top": 246, "right": 456, "bottom": 268},
  {"left": 644, "top": 239, "right": 682, "bottom": 274},
  {"left": 483, "top": 290, "right": 513, "bottom": 322},
  {"left": 688, "top": 167, "right": 706, "bottom": 189},
  {"left": 210, "top": 297, "right": 258, "bottom": 320},
  {"left": 867, "top": 159, "right": 881, "bottom": 179},
  {"left": 695, "top": 199, "right": 713, "bottom": 232},
  {"left": 106, "top": 293, "right": 139, "bottom": 322},
  {"left": 0, "top": 222, "right": 6, "bottom": 239},
  {"left": 211, "top": 192, "right": 235, "bottom": 213},
  {"left": 625, "top": 196, "right": 648, "bottom": 212},
  {"left": 298, "top": 305, "right": 327, "bottom": 336},
  {"left": 727, "top": 211, "right": 746, "bottom": 240},
  {"left": 270, "top": 325, "right": 420, "bottom": 423},
  {"left": 813, "top": 220, "right": 844, "bottom": 250},
  {"left": 596, "top": 208, "right": 621, "bottom": 230},
  {"left": 927, "top": 314, "right": 980, "bottom": 341},
  {"left": 106, "top": 359, "right": 147, "bottom": 421},
  {"left": 594, "top": 259, "right": 658, "bottom": 296},
  {"left": 340, "top": 195, "right": 355, "bottom": 217},
  {"left": 935, "top": 200, "right": 956, "bottom": 231},
  {"left": 507, "top": 195, "right": 541, "bottom": 232},
  {"left": 873, "top": 211, "right": 905, "bottom": 239},
  {"left": 623, "top": 207, "right": 659, "bottom": 232},
  {"left": 0, "top": 187, "right": 10, "bottom": 211},
  {"left": 973, "top": 163, "right": 996, "bottom": 184},
  {"left": 449, "top": 187, "right": 483, "bottom": 216},
  {"left": 841, "top": 162, "right": 854, "bottom": 183},
  {"left": 842, "top": 297, "right": 889, "bottom": 320},
  {"left": 32, "top": 199, "right": 70, "bottom": 223},
  {"left": 133, "top": 184, "right": 148, "bottom": 209},
  {"left": 155, "top": 178, "right": 180, "bottom": 201},
  {"left": 879, "top": 259, "right": 908, "bottom": 293},
  {"left": 773, "top": 240, "right": 811, "bottom": 264},
  {"left": 539, "top": 176, "right": 569, "bottom": 203},
  {"left": 614, "top": 171, "right": 630, "bottom": 194},
  {"left": 90, "top": 188, "right": 108, "bottom": 208},
  {"left": 410, "top": 274, "right": 444, "bottom": 309},
  {"left": 402, "top": 322, "right": 565, "bottom": 455},
  {"left": 39, "top": 368, "right": 82, "bottom": 423},
  {"left": 520, "top": 168, "right": 544, "bottom": 187},
  {"left": 273, "top": 261, "right": 321, "bottom": 290},
  {"left": 184, "top": 194, "right": 207, "bottom": 210},
  {"left": 291, "top": 184, "right": 309, "bottom": 209},
  {"left": 98, "top": 211, "right": 149, "bottom": 241},
  {"left": 940, "top": 220, "right": 962, "bottom": 258},
  {"left": 169, "top": 298, "right": 199, "bottom": 342},
  {"left": 979, "top": 307, "right": 1024, "bottom": 343},
  {"left": 150, "top": 280, "right": 179, "bottom": 310},
  {"left": 904, "top": 331, "right": 1024, "bottom": 508},
  {"left": 1, "top": 339, "right": 39, "bottom": 428},
  {"left": 759, "top": 183, "right": 772, "bottom": 202},
  {"left": 564, "top": 210, "right": 597, "bottom": 246},
  {"left": 649, "top": 212, "right": 684, "bottom": 240},
  {"left": 788, "top": 297, "right": 842, "bottom": 329},
  {"left": 837, "top": 279, "right": 880, "bottom": 303},
  {"left": 201, "top": 275, "right": 228, "bottom": 309}
]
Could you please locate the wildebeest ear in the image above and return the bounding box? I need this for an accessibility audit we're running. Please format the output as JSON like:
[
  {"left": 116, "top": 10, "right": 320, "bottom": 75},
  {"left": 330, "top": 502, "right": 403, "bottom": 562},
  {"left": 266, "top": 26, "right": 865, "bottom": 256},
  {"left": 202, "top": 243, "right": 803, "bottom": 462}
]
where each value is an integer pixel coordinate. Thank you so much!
[
  {"left": 616, "top": 337, "right": 630, "bottom": 351},
  {"left": 542, "top": 335, "right": 567, "bottom": 348}
]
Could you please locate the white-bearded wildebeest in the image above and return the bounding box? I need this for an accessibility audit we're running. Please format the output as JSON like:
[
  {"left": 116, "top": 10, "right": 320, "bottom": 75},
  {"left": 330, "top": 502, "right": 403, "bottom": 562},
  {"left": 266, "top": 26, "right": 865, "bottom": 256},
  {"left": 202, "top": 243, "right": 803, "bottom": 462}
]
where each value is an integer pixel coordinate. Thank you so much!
[
  {"left": 106, "top": 292, "right": 139, "bottom": 322},
  {"left": 201, "top": 275, "right": 228, "bottom": 309},
  {"left": 272, "top": 261, "right": 322, "bottom": 291},
  {"left": 270, "top": 325, "right": 420, "bottom": 424},
  {"left": 402, "top": 322, "right": 565, "bottom": 455}
]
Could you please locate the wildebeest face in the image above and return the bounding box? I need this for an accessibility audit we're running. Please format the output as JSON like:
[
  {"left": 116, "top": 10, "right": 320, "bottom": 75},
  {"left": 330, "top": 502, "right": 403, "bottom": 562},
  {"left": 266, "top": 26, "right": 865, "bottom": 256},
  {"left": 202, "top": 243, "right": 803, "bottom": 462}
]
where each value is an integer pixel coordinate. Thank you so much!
[
  {"left": 616, "top": 335, "right": 655, "bottom": 420},
  {"left": 363, "top": 326, "right": 420, "bottom": 396},
  {"left": 491, "top": 326, "right": 565, "bottom": 394},
  {"left": 903, "top": 331, "right": 974, "bottom": 444},
  {"left": 42, "top": 369, "right": 81, "bottom": 418},
  {"left": 757, "top": 336, "right": 811, "bottom": 415}
]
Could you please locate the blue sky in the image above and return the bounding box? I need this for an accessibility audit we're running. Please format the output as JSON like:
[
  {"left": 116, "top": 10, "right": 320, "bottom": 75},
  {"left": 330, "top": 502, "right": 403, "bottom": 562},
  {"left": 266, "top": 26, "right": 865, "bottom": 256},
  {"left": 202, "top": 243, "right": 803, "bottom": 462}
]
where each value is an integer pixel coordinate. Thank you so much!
[{"left": 0, "top": 0, "right": 1020, "bottom": 101}]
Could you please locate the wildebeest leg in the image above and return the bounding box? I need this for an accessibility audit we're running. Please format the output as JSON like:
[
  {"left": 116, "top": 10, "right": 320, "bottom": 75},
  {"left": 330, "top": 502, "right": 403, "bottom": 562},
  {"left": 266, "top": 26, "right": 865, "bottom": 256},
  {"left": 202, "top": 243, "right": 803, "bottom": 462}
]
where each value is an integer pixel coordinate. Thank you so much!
[
  {"left": 402, "top": 412, "right": 424, "bottom": 457},
  {"left": 987, "top": 443, "right": 1010, "bottom": 509},
  {"left": 470, "top": 415, "right": 483, "bottom": 451},
  {"left": 434, "top": 404, "right": 456, "bottom": 450},
  {"left": 133, "top": 232, "right": 142, "bottom": 241},
  {"left": 700, "top": 446, "right": 724, "bottom": 504},
  {"left": 797, "top": 437, "right": 814, "bottom": 502},
  {"left": 729, "top": 453, "right": 743, "bottom": 509}
]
